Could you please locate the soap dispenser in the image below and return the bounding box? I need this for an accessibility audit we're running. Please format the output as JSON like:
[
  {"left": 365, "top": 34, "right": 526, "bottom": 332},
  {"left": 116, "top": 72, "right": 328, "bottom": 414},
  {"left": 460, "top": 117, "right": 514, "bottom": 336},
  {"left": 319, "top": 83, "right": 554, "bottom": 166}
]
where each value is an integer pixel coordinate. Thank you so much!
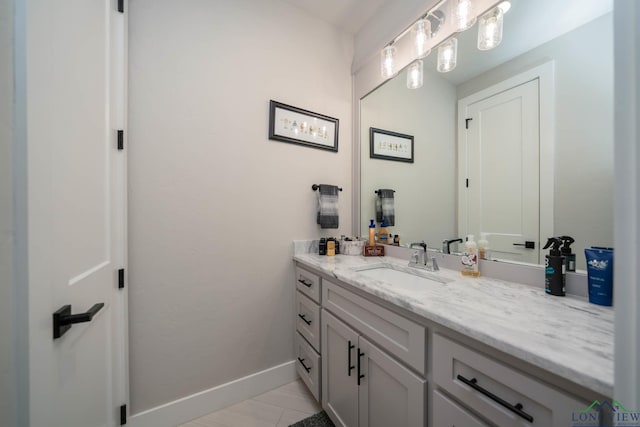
[
  {"left": 368, "top": 219, "right": 376, "bottom": 246},
  {"left": 559, "top": 236, "right": 576, "bottom": 272},
  {"left": 543, "top": 237, "right": 565, "bottom": 296}
]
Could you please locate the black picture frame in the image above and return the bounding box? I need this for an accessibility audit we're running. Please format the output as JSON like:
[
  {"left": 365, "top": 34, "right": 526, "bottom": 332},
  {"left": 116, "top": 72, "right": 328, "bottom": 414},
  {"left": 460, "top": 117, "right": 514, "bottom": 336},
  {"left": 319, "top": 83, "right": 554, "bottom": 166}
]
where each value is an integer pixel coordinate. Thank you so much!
[
  {"left": 268, "top": 100, "right": 339, "bottom": 152},
  {"left": 369, "top": 127, "right": 414, "bottom": 163}
]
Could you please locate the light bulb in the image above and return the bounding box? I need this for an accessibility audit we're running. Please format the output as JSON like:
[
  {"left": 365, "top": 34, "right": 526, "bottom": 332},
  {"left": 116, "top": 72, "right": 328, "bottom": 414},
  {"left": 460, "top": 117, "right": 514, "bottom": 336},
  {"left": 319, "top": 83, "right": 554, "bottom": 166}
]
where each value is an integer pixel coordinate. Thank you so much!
[
  {"left": 437, "top": 38, "right": 458, "bottom": 73},
  {"left": 413, "top": 19, "right": 431, "bottom": 58},
  {"left": 477, "top": 7, "right": 504, "bottom": 50},
  {"left": 453, "top": 0, "right": 476, "bottom": 32},
  {"left": 407, "top": 60, "right": 424, "bottom": 89},
  {"left": 381, "top": 45, "right": 397, "bottom": 79}
]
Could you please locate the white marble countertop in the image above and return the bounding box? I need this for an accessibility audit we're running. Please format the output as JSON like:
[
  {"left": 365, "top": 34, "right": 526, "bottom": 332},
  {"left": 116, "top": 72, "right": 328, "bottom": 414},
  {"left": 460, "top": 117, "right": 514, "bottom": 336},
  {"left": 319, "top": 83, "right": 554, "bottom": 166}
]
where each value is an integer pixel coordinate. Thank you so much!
[{"left": 293, "top": 251, "right": 614, "bottom": 397}]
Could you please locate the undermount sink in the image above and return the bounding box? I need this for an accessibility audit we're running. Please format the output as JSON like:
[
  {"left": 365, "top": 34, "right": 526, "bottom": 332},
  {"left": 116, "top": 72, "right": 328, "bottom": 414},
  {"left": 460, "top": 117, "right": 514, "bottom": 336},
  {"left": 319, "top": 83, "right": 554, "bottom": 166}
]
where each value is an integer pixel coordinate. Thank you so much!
[{"left": 354, "top": 263, "right": 448, "bottom": 291}]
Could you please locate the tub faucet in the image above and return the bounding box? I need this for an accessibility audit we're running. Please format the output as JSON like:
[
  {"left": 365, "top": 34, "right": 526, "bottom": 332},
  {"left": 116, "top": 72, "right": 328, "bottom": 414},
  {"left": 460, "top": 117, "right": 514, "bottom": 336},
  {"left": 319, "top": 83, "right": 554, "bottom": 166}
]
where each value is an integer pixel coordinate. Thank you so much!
[{"left": 442, "top": 238, "right": 463, "bottom": 254}]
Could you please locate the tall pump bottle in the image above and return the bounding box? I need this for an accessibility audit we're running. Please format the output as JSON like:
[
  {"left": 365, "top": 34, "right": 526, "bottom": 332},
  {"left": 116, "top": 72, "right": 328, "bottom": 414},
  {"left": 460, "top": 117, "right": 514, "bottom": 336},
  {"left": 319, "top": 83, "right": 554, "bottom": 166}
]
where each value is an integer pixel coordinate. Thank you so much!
[
  {"left": 543, "top": 237, "right": 565, "bottom": 296},
  {"left": 461, "top": 235, "right": 480, "bottom": 277},
  {"left": 559, "top": 236, "right": 576, "bottom": 272},
  {"left": 368, "top": 219, "right": 376, "bottom": 246}
]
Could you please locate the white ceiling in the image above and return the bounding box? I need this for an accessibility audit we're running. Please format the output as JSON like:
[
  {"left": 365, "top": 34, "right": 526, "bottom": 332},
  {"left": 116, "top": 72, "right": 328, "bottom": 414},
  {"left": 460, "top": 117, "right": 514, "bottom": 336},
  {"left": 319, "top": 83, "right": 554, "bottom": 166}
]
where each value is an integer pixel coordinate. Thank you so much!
[{"left": 282, "top": 0, "right": 390, "bottom": 34}]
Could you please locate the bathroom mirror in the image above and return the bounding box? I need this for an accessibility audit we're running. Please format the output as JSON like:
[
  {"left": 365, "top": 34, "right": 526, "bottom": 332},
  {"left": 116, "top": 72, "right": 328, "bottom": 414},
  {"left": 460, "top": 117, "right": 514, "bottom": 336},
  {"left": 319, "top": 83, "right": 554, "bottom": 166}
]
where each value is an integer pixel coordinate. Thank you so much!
[{"left": 360, "top": 0, "right": 613, "bottom": 270}]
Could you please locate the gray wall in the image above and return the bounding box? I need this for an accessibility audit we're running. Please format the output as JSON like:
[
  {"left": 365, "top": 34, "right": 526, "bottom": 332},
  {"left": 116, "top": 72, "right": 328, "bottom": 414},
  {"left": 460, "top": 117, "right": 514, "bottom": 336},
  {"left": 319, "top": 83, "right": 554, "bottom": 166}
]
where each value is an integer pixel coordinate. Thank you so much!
[
  {"left": 128, "top": 0, "right": 354, "bottom": 413},
  {"left": 458, "top": 14, "right": 614, "bottom": 269},
  {"left": 0, "top": 0, "right": 15, "bottom": 424},
  {"left": 361, "top": 67, "right": 457, "bottom": 246}
]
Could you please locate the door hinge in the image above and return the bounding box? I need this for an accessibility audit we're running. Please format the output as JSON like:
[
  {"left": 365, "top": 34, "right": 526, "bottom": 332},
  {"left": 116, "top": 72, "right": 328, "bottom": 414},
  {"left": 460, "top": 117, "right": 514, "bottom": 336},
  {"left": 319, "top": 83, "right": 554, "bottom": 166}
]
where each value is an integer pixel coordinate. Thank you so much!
[
  {"left": 117, "top": 130, "right": 124, "bottom": 150},
  {"left": 118, "top": 268, "right": 125, "bottom": 289},
  {"left": 120, "top": 404, "right": 127, "bottom": 425},
  {"left": 465, "top": 118, "right": 473, "bottom": 129},
  {"left": 466, "top": 178, "right": 469, "bottom": 188},
  {"left": 117, "top": 0, "right": 124, "bottom": 13}
]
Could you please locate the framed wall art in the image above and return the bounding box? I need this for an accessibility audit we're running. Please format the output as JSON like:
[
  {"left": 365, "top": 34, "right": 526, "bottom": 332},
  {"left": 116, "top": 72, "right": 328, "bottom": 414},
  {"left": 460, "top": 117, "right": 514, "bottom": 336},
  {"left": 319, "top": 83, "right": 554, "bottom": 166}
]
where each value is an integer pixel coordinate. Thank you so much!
[
  {"left": 369, "top": 127, "right": 414, "bottom": 163},
  {"left": 269, "top": 100, "right": 339, "bottom": 152}
]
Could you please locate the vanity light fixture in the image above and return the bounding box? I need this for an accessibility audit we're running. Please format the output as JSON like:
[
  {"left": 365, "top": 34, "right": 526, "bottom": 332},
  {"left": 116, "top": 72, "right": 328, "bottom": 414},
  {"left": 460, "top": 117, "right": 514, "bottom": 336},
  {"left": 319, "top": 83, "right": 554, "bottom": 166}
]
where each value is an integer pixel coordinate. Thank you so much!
[
  {"left": 437, "top": 37, "right": 458, "bottom": 72},
  {"left": 453, "top": 0, "right": 477, "bottom": 32},
  {"left": 381, "top": 44, "right": 397, "bottom": 79},
  {"left": 407, "top": 60, "right": 424, "bottom": 89},
  {"left": 413, "top": 19, "right": 431, "bottom": 58},
  {"left": 477, "top": 1, "right": 510, "bottom": 50}
]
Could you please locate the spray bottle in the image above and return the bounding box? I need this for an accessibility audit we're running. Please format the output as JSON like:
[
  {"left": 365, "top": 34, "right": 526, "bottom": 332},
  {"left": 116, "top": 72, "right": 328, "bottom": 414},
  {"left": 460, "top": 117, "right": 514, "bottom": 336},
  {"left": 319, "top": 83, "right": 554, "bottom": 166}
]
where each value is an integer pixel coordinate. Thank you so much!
[
  {"left": 543, "top": 237, "right": 565, "bottom": 296},
  {"left": 559, "top": 236, "right": 576, "bottom": 272}
]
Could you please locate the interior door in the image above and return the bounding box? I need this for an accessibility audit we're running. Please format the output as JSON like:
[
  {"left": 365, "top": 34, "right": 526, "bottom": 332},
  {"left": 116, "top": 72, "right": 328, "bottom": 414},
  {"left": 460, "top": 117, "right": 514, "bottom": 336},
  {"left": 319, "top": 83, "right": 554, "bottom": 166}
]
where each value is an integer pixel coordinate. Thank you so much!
[
  {"left": 24, "top": 0, "right": 127, "bottom": 426},
  {"left": 322, "top": 310, "right": 359, "bottom": 427},
  {"left": 459, "top": 79, "right": 540, "bottom": 264}
]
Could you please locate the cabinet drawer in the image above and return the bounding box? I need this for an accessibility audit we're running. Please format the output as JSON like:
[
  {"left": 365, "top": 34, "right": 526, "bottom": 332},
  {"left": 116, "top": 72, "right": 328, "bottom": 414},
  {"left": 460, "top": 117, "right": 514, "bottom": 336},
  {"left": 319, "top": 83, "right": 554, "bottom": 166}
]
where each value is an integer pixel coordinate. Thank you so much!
[
  {"left": 296, "top": 291, "right": 321, "bottom": 352},
  {"left": 296, "top": 266, "right": 321, "bottom": 304},
  {"left": 433, "top": 334, "right": 586, "bottom": 427},
  {"left": 433, "top": 390, "right": 489, "bottom": 427},
  {"left": 295, "top": 331, "right": 321, "bottom": 402},
  {"left": 322, "top": 279, "right": 426, "bottom": 375}
]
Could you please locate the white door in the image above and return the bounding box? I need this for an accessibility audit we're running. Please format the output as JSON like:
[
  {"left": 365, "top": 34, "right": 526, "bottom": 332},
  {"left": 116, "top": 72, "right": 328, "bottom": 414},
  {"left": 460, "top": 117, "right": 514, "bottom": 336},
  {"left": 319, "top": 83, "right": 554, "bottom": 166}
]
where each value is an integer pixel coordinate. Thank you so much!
[
  {"left": 22, "top": 0, "right": 128, "bottom": 426},
  {"left": 322, "top": 310, "right": 359, "bottom": 427},
  {"left": 358, "top": 337, "right": 425, "bottom": 427},
  {"left": 459, "top": 79, "right": 541, "bottom": 264}
]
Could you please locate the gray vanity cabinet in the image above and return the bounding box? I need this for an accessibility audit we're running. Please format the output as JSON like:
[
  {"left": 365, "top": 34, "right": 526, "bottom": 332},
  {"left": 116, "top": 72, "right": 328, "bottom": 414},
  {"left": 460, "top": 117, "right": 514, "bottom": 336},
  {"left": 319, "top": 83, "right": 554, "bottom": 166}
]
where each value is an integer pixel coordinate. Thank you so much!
[
  {"left": 294, "top": 266, "right": 322, "bottom": 401},
  {"left": 321, "top": 277, "right": 427, "bottom": 427}
]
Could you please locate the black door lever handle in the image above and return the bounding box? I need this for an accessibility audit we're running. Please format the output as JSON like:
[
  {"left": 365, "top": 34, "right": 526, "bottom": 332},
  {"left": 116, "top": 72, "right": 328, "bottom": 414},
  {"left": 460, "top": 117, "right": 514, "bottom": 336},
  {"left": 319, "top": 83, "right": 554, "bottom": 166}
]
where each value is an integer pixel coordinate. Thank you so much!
[
  {"left": 513, "top": 241, "right": 535, "bottom": 249},
  {"left": 53, "top": 303, "right": 104, "bottom": 339}
]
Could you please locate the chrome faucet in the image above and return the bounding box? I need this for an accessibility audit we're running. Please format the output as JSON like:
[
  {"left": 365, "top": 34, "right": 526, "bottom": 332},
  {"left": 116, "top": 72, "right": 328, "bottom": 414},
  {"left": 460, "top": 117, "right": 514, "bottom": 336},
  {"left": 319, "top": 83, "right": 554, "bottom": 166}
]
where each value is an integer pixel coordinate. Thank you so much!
[
  {"left": 409, "top": 241, "right": 439, "bottom": 271},
  {"left": 442, "top": 238, "right": 464, "bottom": 254}
]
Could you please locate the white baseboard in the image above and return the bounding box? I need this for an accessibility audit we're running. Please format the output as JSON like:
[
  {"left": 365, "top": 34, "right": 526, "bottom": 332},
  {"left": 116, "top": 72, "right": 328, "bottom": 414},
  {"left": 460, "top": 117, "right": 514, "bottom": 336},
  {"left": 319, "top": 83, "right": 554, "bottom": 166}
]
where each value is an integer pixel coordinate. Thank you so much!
[{"left": 129, "top": 360, "right": 298, "bottom": 427}]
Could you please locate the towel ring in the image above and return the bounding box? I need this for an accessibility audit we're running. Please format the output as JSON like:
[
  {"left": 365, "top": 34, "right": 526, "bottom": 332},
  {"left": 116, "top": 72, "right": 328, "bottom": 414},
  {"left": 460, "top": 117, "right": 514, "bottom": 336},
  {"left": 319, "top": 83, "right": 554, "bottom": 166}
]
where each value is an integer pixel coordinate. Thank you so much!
[{"left": 312, "top": 184, "right": 342, "bottom": 192}]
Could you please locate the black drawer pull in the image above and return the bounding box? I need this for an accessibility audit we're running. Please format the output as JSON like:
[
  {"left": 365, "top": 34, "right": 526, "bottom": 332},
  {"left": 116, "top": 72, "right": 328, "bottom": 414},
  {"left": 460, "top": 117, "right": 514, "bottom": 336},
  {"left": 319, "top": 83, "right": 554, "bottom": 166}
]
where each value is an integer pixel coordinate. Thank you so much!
[
  {"left": 457, "top": 375, "right": 533, "bottom": 423},
  {"left": 347, "top": 341, "right": 355, "bottom": 376},
  {"left": 298, "top": 313, "right": 312, "bottom": 326},
  {"left": 357, "top": 348, "right": 365, "bottom": 385},
  {"left": 298, "top": 278, "right": 313, "bottom": 287},
  {"left": 298, "top": 357, "right": 311, "bottom": 373}
]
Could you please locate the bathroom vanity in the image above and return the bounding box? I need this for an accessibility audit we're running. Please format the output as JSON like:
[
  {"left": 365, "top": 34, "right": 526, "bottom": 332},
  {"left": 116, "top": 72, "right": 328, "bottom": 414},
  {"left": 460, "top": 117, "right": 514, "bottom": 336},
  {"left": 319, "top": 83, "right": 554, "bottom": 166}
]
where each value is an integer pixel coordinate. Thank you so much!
[{"left": 293, "top": 248, "right": 613, "bottom": 427}]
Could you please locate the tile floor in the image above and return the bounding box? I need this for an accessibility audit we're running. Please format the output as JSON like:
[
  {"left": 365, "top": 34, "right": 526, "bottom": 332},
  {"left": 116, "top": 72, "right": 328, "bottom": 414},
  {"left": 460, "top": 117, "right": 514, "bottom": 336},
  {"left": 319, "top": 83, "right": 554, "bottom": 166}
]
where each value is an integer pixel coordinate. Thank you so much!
[{"left": 179, "top": 379, "right": 322, "bottom": 427}]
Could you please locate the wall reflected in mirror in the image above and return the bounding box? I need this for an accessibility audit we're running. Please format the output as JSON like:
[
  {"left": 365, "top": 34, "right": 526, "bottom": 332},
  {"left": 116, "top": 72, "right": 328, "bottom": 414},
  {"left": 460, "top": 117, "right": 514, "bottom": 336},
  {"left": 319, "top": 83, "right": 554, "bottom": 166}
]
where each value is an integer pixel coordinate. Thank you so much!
[{"left": 360, "top": 0, "right": 613, "bottom": 270}]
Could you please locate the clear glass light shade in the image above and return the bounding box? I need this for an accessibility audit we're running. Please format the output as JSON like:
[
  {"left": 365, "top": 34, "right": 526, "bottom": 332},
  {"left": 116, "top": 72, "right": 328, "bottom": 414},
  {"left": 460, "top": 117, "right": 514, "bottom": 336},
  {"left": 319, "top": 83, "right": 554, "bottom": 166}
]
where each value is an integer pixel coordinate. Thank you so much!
[
  {"left": 478, "top": 7, "right": 504, "bottom": 50},
  {"left": 407, "top": 60, "right": 424, "bottom": 89},
  {"left": 437, "top": 38, "right": 458, "bottom": 73},
  {"left": 412, "top": 19, "right": 431, "bottom": 58},
  {"left": 381, "top": 45, "right": 397, "bottom": 79},
  {"left": 453, "top": 0, "right": 477, "bottom": 32}
]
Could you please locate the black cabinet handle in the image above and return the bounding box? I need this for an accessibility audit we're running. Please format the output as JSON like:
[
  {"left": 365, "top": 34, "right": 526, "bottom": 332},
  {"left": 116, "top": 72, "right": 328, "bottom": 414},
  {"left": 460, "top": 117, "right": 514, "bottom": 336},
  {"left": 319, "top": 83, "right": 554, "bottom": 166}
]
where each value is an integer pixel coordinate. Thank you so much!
[
  {"left": 457, "top": 375, "right": 534, "bottom": 423},
  {"left": 513, "top": 241, "right": 535, "bottom": 249},
  {"left": 298, "top": 357, "right": 311, "bottom": 373},
  {"left": 298, "top": 278, "right": 312, "bottom": 287},
  {"left": 53, "top": 303, "right": 104, "bottom": 339},
  {"left": 347, "top": 341, "right": 355, "bottom": 376},
  {"left": 357, "top": 348, "right": 365, "bottom": 385},
  {"left": 298, "top": 313, "right": 312, "bottom": 326}
]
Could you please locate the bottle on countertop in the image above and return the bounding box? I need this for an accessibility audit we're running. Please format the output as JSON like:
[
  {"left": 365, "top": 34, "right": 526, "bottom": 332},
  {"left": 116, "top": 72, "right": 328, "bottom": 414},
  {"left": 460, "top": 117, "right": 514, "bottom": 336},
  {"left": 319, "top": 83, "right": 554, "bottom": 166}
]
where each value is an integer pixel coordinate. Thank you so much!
[
  {"left": 478, "top": 233, "right": 490, "bottom": 260},
  {"left": 368, "top": 219, "right": 376, "bottom": 246},
  {"left": 378, "top": 219, "right": 390, "bottom": 245},
  {"left": 319, "top": 238, "right": 327, "bottom": 255},
  {"left": 559, "top": 235, "right": 576, "bottom": 272},
  {"left": 461, "top": 235, "right": 480, "bottom": 277},
  {"left": 543, "top": 237, "right": 565, "bottom": 296},
  {"left": 327, "top": 239, "right": 335, "bottom": 256}
]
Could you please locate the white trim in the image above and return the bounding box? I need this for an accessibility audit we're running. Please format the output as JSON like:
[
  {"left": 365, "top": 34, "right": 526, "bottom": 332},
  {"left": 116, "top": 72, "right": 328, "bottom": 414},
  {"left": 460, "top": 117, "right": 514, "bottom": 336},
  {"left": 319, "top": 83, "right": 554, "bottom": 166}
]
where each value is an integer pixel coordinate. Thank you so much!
[
  {"left": 613, "top": 0, "right": 639, "bottom": 408},
  {"left": 457, "top": 61, "right": 555, "bottom": 262},
  {"left": 129, "top": 361, "right": 298, "bottom": 427}
]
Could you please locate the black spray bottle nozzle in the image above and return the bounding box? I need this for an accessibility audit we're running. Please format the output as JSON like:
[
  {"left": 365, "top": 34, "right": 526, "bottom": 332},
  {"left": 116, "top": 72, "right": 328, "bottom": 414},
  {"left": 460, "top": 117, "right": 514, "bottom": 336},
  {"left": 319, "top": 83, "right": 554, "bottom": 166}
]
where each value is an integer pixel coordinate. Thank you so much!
[
  {"left": 543, "top": 237, "right": 563, "bottom": 256},
  {"left": 559, "top": 236, "right": 575, "bottom": 255}
]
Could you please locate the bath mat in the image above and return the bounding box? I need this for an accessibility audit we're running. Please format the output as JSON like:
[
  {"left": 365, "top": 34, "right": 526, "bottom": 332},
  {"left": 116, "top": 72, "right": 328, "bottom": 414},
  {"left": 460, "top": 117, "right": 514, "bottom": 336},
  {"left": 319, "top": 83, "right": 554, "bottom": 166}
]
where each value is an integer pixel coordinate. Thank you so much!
[{"left": 289, "top": 410, "right": 335, "bottom": 427}]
